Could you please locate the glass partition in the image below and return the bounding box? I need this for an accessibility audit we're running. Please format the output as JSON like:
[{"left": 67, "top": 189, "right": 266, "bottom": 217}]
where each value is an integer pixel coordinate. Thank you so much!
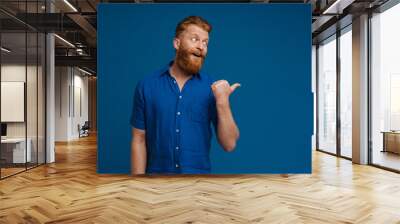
[
  {"left": 1, "top": 30, "right": 28, "bottom": 177},
  {"left": 0, "top": 1, "right": 46, "bottom": 179}
]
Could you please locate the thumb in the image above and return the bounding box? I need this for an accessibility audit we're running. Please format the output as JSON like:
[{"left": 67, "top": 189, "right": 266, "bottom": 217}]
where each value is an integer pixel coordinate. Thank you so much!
[{"left": 230, "top": 83, "right": 241, "bottom": 92}]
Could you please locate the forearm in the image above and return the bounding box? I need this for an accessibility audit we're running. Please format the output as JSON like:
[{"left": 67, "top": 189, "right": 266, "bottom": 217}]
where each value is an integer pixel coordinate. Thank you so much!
[
  {"left": 131, "top": 139, "right": 147, "bottom": 175},
  {"left": 216, "top": 99, "right": 239, "bottom": 152}
]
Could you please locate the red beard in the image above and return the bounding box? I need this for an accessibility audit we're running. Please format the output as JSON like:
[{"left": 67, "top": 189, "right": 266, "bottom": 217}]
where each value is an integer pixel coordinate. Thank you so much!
[{"left": 176, "top": 47, "right": 205, "bottom": 75}]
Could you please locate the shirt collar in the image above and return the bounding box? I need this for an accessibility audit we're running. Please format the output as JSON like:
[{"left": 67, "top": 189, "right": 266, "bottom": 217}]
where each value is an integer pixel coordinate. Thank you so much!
[{"left": 160, "top": 61, "right": 202, "bottom": 80}]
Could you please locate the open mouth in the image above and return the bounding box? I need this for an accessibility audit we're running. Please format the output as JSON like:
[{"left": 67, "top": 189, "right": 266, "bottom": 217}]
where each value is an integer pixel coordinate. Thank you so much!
[{"left": 192, "top": 52, "right": 202, "bottom": 58}]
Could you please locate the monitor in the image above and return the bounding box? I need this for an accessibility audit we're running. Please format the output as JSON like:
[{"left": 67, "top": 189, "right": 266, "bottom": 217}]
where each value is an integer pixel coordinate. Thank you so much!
[{"left": 1, "top": 123, "right": 7, "bottom": 137}]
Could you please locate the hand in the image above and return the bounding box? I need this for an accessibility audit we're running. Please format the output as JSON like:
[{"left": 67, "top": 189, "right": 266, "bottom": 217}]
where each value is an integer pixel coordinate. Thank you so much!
[{"left": 211, "top": 80, "right": 240, "bottom": 103}]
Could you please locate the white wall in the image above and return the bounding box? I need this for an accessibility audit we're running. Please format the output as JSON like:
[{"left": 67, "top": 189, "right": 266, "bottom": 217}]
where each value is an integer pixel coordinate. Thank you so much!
[
  {"left": 1, "top": 65, "right": 39, "bottom": 137},
  {"left": 72, "top": 72, "right": 89, "bottom": 138},
  {"left": 55, "top": 66, "right": 89, "bottom": 141},
  {"left": 55, "top": 66, "right": 69, "bottom": 141}
]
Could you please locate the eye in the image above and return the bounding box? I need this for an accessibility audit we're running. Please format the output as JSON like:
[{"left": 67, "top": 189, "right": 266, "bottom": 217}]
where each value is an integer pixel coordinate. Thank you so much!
[{"left": 191, "top": 37, "right": 198, "bottom": 42}]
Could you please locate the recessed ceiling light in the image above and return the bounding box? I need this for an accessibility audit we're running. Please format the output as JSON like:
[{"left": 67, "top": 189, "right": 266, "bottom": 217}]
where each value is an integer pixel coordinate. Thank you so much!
[
  {"left": 322, "top": 0, "right": 353, "bottom": 15},
  {"left": 63, "top": 0, "right": 78, "bottom": 12},
  {"left": 54, "top": 34, "right": 75, "bottom": 48},
  {"left": 78, "top": 67, "right": 93, "bottom": 76}
]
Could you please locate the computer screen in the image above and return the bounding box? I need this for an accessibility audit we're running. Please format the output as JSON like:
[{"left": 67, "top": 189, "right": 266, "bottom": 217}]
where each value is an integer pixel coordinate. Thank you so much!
[{"left": 1, "top": 123, "right": 7, "bottom": 137}]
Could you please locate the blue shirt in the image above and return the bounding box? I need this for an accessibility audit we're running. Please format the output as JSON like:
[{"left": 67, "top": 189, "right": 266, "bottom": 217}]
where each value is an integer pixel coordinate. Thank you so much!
[{"left": 130, "top": 62, "right": 218, "bottom": 174}]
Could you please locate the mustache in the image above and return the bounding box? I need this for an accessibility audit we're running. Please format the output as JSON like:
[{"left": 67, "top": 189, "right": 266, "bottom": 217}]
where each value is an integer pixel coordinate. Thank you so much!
[{"left": 190, "top": 49, "right": 205, "bottom": 58}]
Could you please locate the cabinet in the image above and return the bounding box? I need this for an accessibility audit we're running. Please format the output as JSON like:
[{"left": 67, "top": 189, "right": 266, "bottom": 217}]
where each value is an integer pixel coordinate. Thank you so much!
[{"left": 382, "top": 131, "right": 400, "bottom": 154}]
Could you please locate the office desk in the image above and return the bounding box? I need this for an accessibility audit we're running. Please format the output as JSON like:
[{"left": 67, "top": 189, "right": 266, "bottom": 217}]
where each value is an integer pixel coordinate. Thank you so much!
[
  {"left": 381, "top": 131, "right": 400, "bottom": 154},
  {"left": 1, "top": 138, "right": 32, "bottom": 163}
]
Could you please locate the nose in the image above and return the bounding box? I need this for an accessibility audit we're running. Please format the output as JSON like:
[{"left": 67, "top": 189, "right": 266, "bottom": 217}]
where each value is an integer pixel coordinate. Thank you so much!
[{"left": 196, "top": 41, "right": 204, "bottom": 51}]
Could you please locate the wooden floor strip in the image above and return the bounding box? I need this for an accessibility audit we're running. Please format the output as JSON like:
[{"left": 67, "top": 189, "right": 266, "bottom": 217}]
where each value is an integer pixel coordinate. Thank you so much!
[{"left": 1, "top": 134, "right": 400, "bottom": 223}]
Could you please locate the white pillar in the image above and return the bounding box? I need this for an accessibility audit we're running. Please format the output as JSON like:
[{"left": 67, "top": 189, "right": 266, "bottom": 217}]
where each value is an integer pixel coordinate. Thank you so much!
[
  {"left": 352, "top": 14, "right": 369, "bottom": 164},
  {"left": 46, "top": 1, "right": 55, "bottom": 163}
]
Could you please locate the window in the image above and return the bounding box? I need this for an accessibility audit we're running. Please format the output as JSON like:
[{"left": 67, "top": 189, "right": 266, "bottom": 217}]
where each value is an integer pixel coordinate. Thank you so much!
[
  {"left": 339, "top": 27, "right": 352, "bottom": 158},
  {"left": 317, "top": 35, "right": 337, "bottom": 154},
  {"left": 370, "top": 2, "right": 400, "bottom": 171}
]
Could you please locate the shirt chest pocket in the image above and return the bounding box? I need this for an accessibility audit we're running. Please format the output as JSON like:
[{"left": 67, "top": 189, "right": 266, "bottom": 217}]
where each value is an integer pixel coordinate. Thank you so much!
[{"left": 190, "top": 103, "right": 209, "bottom": 123}]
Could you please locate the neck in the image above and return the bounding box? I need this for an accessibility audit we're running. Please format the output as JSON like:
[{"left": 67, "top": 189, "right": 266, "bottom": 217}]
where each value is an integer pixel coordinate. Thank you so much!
[{"left": 170, "top": 60, "right": 192, "bottom": 80}]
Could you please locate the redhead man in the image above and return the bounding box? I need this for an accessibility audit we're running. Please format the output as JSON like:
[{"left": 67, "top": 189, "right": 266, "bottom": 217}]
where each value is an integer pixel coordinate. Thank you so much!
[{"left": 130, "top": 16, "right": 240, "bottom": 174}]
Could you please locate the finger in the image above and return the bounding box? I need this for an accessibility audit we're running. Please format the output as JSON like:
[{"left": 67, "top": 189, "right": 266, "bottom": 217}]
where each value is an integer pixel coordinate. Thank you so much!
[
  {"left": 213, "top": 80, "right": 228, "bottom": 86},
  {"left": 212, "top": 80, "right": 222, "bottom": 85},
  {"left": 230, "top": 83, "right": 241, "bottom": 92}
]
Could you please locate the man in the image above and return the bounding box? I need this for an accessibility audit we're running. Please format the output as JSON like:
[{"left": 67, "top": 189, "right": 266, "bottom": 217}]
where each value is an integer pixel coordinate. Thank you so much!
[{"left": 130, "top": 16, "right": 240, "bottom": 174}]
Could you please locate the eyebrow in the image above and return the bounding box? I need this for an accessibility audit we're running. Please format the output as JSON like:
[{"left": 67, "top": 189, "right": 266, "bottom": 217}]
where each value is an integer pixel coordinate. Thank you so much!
[{"left": 189, "top": 33, "right": 208, "bottom": 41}]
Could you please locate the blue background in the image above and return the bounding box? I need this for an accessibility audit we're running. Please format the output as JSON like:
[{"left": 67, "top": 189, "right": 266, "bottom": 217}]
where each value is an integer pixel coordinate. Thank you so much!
[{"left": 97, "top": 3, "right": 312, "bottom": 174}]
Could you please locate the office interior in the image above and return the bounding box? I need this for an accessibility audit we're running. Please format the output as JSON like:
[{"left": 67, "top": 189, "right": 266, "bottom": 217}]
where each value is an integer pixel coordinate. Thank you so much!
[
  {"left": 0, "top": 0, "right": 97, "bottom": 179},
  {"left": 0, "top": 0, "right": 400, "bottom": 222}
]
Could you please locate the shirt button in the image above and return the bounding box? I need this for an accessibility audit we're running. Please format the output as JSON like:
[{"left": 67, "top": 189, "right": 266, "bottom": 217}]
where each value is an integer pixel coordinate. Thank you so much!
[
  {"left": 176, "top": 164, "right": 179, "bottom": 168},
  {"left": 177, "top": 112, "right": 181, "bottom": 115},
  {"left": 176, "top": 146, "right": 179, "bottom": 150},
  {"left": 176, "top": 129, "right": 180, "bottom": 133},
  {"left": 179, "top": 95, "right": 182, "bottom": 99},
  {"left": 173, "top": 80, "right": 176, "bottom": 83}
]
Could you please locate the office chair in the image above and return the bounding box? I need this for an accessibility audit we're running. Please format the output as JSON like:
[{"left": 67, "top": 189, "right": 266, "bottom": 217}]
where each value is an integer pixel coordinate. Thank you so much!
[{"left": 78, "top": 121, "right": 90, "bottom": 138}]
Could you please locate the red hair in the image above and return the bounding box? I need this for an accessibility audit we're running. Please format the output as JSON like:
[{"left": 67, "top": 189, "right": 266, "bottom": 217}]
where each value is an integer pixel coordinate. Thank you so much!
[{"left": 175, "top": 16, "right": 212, "bottom": 38}]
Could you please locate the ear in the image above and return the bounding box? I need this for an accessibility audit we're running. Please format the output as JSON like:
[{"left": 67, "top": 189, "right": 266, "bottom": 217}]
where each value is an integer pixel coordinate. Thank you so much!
[{"left": 173, "top": 38, "right": 180, "bottom": 51}]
